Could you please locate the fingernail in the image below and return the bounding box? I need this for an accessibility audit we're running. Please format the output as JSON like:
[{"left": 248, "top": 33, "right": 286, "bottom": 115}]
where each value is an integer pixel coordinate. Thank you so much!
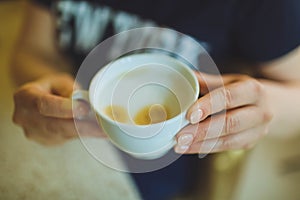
[
  {"left": 190, "top": 109, "right": 203, "bottom": 124},
  {"left": 175, "top": 145, "right": 190, "bottom": 153},
  {"left": 175, "top": 133, "right": 194, "bottom": 153},
  {"left": 178, "top": 134, "right": 194, "bottom": 146}
]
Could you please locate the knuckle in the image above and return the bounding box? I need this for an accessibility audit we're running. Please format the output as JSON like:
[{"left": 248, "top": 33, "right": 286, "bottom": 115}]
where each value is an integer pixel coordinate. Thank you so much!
[
  {"left": 247, "top": 79, "right": 264, "bottom": 96},
  {"left": 224, "top": 88, "right": 233, "bottom": 108},
  {"left": 263, "top": 110, "right": 273, "bottom": 123},
  {"left": 225, "top": 115, "right": 240, "bottom": 134},
  {"left": 14, "top": 83, "right": 32, "bottom": 96},
  {"left": 197, "top": 123, "right": 209, "bottom": 140},
  {"left": 202, "top": 124, "right": 210, "bottom": 138}
]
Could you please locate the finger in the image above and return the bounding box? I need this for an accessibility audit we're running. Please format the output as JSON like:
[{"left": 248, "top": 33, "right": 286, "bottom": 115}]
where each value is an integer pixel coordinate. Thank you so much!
[
  {"left": 39, "top": 74, "right": 78, "bottom": 97},
  {"left": 36, "top": 91, "right": 90, "bottom": 119},
  {"left": 177, "top": 106, "right": 272, "bottom": 144},
  {"left": 187, "top": 79, "right": 263, "bottom": 124},
  {"left": 23, "top": 117, "right": 106, "bottom": 146},
  {"left": 195, "top": 72, "right": 246, "bottom": 95},
  {"left": 175, "top": 125, "right": 268, "bottom": 154},
  {"left": 51, "top": 74, "right": 78, "bottom": 97},
  {"left": 14, "top": 84, "right": 89, "bottom": 120}
]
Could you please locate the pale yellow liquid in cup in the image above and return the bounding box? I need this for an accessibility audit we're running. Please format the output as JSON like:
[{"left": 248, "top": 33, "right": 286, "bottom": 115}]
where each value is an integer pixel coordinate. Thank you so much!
[
  {"left": 104, "top": 105, "right": 128, "bottom": 123},
  {"left": 104, "top": 104, "right": 171, "bottom": 125}
]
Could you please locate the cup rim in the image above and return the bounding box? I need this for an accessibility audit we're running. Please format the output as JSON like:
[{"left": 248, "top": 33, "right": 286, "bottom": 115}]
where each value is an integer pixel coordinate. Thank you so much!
[{"left": 89, "top": 52, "right": 200, "bottom": 127}]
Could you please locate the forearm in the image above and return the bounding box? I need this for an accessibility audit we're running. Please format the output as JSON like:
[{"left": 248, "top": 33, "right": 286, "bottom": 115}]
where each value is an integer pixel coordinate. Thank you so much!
[
  {"left": 11, "top": 47, "right": 72, "bottom": 86},
  {"left": 11, "top": 3, "right": 73, "bottom": 86},
  {"left": 260, "top": 79, "right": 300, "bottom": 138}
]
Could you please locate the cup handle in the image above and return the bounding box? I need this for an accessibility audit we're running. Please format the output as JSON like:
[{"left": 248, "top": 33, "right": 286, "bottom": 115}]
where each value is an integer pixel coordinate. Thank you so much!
[
  {"left": 72, "top": 90, "right": 95, "bottom": 120},
  {"left": 72, "top": 89, "right": 89, "bottom": 103}
]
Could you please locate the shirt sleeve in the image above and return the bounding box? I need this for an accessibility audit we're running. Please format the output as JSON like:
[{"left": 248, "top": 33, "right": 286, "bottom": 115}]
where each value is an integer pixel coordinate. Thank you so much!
[{"left": 233, "top": 0, "right": 300, "bottom": 63}]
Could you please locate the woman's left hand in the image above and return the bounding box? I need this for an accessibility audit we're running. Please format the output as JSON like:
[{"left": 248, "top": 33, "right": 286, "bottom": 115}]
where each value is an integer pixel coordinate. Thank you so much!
[{"left": 175, "top": 72, "right": 273, "bottom": 154}]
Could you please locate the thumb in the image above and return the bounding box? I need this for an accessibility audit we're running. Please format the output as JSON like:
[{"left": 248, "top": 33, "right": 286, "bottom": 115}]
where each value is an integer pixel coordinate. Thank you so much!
[
  {"left": 39, "top": 73, "right": 79, "bottom": 98},
  {"left": 36, "top": 74, "right": 89, "bottom": 118}
]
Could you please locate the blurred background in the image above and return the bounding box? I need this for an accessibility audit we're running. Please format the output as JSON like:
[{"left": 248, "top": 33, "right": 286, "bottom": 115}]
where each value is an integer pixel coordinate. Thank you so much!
[{"left": 0, "top": 1, "right": 300, "bottom": 200}]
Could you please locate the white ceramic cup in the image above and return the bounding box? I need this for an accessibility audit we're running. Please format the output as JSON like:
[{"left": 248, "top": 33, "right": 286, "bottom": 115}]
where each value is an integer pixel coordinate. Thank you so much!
[{"left": 73, "top": 53, "right": 199, "bottom": 159}]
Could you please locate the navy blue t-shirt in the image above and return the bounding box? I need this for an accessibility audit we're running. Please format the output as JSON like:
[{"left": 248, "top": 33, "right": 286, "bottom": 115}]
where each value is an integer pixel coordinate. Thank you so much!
[
  {"left": 32, "top": 0, "right": 300, "bottom": 199},
  {"left": 33, "top": 0, "right": 300, "bottom": 72}
]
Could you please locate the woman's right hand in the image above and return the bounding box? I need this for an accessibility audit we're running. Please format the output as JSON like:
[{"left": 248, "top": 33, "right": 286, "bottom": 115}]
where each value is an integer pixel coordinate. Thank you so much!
[{"left": 12, "top": 73, "right": 106, "bottom": 146}]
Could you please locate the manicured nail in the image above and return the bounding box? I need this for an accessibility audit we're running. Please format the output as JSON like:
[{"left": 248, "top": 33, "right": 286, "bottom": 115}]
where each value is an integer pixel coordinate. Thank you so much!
[
  {"left": 178, "top": 134, "right": 194, "bottom": 146},
  {"left": 175, "top": 133, "right": 194, "bottom": 153},
  {"left": 175, "top": 145, "right": 190, "bottom": 153},
  {"left": 190, "top": 109, "right": 203, "bottom": 124}
]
